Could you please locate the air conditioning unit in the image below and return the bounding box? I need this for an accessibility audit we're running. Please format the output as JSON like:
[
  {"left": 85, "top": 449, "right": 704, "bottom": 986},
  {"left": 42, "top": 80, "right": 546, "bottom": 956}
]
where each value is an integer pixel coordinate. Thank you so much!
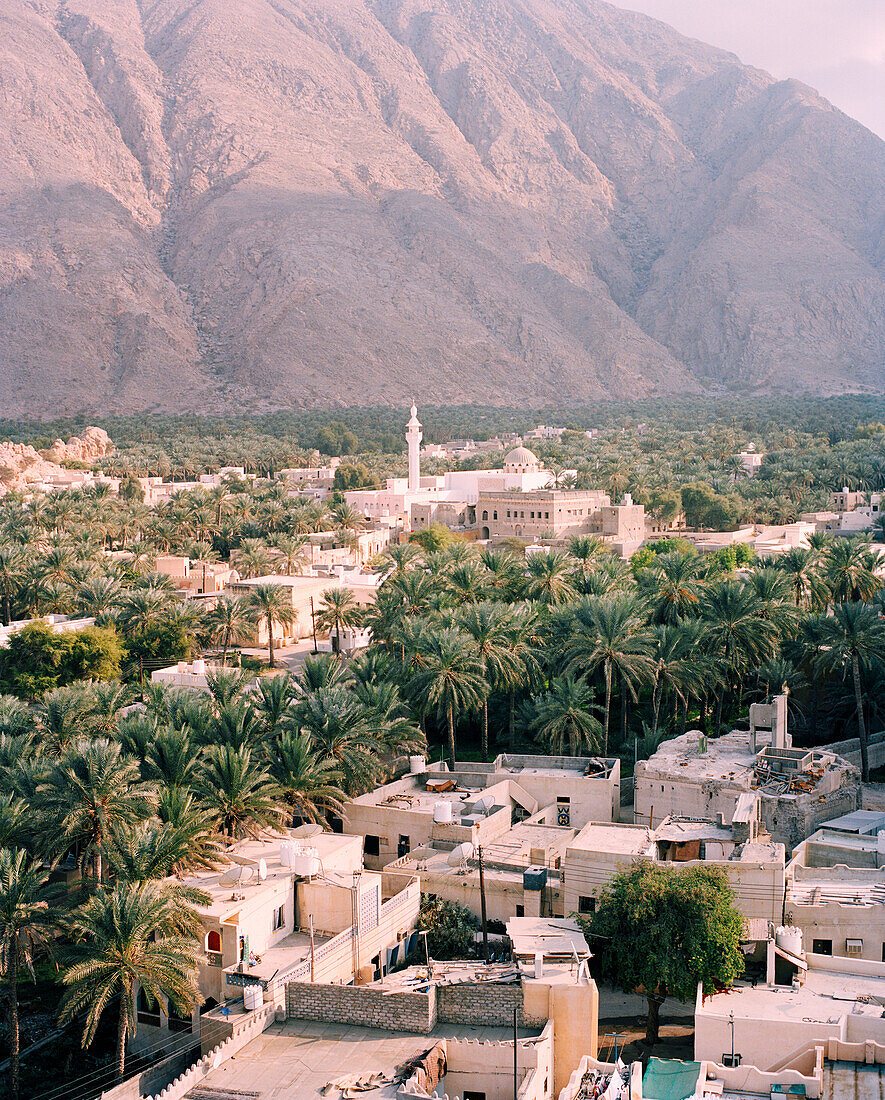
[{"left": 846, "top": 939, "right": 863, "bottom": 955}]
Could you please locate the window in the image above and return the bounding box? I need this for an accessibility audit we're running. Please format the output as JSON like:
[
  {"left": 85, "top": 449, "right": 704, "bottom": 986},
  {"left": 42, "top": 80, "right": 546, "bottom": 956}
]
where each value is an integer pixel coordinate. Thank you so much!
[
  {"left": 578, "top": 896, "right": 596, "bottom": 914},
  {"left": 812, "top": 938, "right": 832, "bottom": 956},
  {"left": 206, "top": 930, "right": 222, "bottom": 954},
  {"left": 464, "top": 1092, "right": 486, "bottom": 1100},
  {"left": 515, "top": 905, "right": 525, "bottom": 917},
  {"left": 482, "top": 511, "right": 488, "bottom": 521},
  {"left": 398, "top": 835, "right": 411, "bottom": 857},
  {"left": 364, "top": 835, "right": 381, "bottom": 857},
  {"left": 273, "top": 905, "right": 284, "bottom": 931},
  {"left": 493, "top": 512, "right": 498, "bottom": 520}
]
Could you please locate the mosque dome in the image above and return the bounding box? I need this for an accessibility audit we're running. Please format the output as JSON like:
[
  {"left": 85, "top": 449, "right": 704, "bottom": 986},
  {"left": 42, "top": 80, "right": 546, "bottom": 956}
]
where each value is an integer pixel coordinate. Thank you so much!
[{"left": 504, "top": 446, "right": 540, "bottom": 472}]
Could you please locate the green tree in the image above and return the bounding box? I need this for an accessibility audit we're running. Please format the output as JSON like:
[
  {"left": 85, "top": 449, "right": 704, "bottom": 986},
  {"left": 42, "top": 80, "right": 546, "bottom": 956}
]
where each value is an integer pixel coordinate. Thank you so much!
[
  {"left": 409, "top": 523, "right": 456, "bottom": 553},
  {"left": 582, "top": 861, "right": 744, "bottom": 1045},
  {"left": 418, "top": 895, "right": 478, "bottom": 960},
  {"left": 58, "top": 882, "right": 203, "bottom": 1081},
  {"left": 268, "top": 730, "right": 346, "bottom": 824},
  {"left": 0, "top": 849, "right": 56, "bottom": 1100},
  {"left": 457, "top": 602, "right": 524, "bottom": 760},
  {"left": 196, "top": 744, "right": 284, "bottom": 838}
]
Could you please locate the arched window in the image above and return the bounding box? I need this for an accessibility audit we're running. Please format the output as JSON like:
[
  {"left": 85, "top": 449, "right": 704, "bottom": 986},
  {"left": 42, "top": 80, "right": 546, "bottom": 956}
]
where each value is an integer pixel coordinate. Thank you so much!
[
  {"left": 493, "top": 511, "right": 498, "bottom": 521},
  {"left": 482, "top": 510, "right": 488, "bottom": 521},
  {"left": 206, "top": 930, "right": 222, "bottom": 953}
]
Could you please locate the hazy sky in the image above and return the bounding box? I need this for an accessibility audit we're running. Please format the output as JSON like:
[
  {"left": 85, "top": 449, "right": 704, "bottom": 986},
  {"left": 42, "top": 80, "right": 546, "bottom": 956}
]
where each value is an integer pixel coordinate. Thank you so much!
[{"left": 621, "top": 0, "right": 885, "bottom": 139}]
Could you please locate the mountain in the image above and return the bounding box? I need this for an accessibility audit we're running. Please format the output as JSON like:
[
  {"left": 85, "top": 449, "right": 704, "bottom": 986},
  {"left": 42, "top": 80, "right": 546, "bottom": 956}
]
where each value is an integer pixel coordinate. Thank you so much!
[{"left": 0, "top": 0, "right": 883, "bottom": 416}]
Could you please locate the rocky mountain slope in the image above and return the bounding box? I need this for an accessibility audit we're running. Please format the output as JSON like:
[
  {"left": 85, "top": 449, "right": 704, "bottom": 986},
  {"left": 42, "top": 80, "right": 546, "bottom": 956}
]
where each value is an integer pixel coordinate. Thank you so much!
[{"left": 0, "top": 0, "right": 883, "bottom": 415}]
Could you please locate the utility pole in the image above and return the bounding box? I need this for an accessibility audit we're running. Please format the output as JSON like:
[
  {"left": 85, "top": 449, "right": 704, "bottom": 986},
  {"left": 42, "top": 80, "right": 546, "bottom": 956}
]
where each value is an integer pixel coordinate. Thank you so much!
[
  {"left": 310, "top": 596, "right": 319, "bottom": 652},
  {"left": 478, "top": 845, "right": 489, "bottom": 961},
  {"left": 513, "top": 1006, "right": 519, "bottom": 1100}
]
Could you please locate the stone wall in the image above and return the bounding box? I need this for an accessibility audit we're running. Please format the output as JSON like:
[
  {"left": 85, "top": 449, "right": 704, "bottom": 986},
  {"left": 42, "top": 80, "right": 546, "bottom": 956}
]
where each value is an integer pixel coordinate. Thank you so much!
[
  {"left": 437, "top": 981, "right": 525, "bottom": 1027},
  {"left": 285, "top": 981, "right": 436, "bottom": 1033},
  {"left": 822, "top": 730, "right": 885, "bottom": 772}
]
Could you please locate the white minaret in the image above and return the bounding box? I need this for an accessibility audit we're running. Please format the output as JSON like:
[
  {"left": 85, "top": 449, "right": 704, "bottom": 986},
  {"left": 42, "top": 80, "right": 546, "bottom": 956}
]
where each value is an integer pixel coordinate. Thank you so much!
[{"left": 406, "top": 403, "right": 422, "bottom": 492}]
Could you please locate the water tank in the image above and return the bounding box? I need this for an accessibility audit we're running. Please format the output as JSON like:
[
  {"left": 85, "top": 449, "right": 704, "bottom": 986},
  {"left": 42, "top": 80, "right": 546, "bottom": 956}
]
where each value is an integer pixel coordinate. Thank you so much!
[
  {"left": 776, "top": 926, "right": 803, "bottom": 957},
  {"left": 534, "top": 952, "right": 544, "bottom": 980},
  {"left": 291, "top": 846, "right": 320, "bottom": 878},
  {"left": 409, "top": 755, "right": 426, "bottom": 774},
  {"left": 523, "top": 866, "right": 548, "bottom": 891},
  {"left": 280, "top": 841, "right": 295, "bottom": 868},
  {"left": 243, "top": 983, "right": 263, "bottom": 1011},
  {"left": 193, "top": 658, "right": 206, "bottom": 674},
  {"left": 433, "top": 801, "right": 453, "bottom": 824}
]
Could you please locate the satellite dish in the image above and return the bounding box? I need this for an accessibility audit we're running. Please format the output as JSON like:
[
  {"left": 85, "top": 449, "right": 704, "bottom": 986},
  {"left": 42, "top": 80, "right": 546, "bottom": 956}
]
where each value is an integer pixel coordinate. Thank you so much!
[
  {"left": 219, "top": 864, "right": 253, "bottom": 886},
  {"left": 473, "top": 794, "right": 495, "bottom": 814},
  {"left": 447, "top": 842, "right": 475, "bottom": 867},
  {"left": 258, "top": 858, "right": 267, "bottom": 881}
]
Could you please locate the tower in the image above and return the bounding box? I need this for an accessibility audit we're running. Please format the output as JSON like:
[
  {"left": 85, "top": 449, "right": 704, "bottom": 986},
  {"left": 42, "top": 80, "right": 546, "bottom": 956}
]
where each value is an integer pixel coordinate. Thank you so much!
[{"left": 406, "top": 404, "right": 422, "bottom": 492}]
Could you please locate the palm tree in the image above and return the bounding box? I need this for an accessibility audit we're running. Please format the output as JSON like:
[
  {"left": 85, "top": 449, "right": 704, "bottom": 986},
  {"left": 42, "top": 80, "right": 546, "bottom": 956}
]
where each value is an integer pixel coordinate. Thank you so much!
[
  {"left": 231, "top": 538, "right": 273, "bottom": 579},
  {"left": 246, "top": 583, "right": 297, "bottom": 668},
  {"left": 196, "top": 744, "right": 284, "bottom": 839},
  {"left": 411, "top": 627, "right": 487, "bottom": 768},
  {"left": 639, "top": 551, "right": 703, "bottom": 624},
  {"left": 268, "top": 731, "right": 346, "bottom": 824},
  {"left": 269, "top": 533, "right": 310, "bottom": 575},
  {"left": 816, "top": 602, "right": 885, "bottom": 780},
  {"left": 0, "top": 849, "right": 56, "bottom": 1100},
  {"left": 205, "top": 595, "right": 253, "bottom": 666},
  {"left": 565, "top": 597, "right": 653, "bottom": 754},
  {"left": 775, "top": 547, "right": 827, "bottom": 609},
  {"left": 699, "top": 580, "right": 779, "bottom": 734},
  {"left": 0, "top": 547, "right": 25, "bottom": 624},
  {"left": 457, "top": 602, "right": 524, "bottom": 760},
  {"left": 40, "top": 739, "right": 156, "bottom": 882},
  {"left": 531, "top": 676, "right": 603, "bottom": 756},
  {"left": 823, "top": 539, "right": 882, "bottom": 604},
  {"left": 524, "top": 551, "right": 576, "bottom": 606},
  {"left": 314, "top": 588, "right": 363, "bottom": 654},
  {"left": 58, "top": 883, "right": 203, "bottom": 1081}
]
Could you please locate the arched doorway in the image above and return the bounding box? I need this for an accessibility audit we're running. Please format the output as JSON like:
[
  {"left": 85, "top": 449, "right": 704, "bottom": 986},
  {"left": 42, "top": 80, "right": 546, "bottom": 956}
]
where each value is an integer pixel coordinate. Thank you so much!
[{"left": 481, "top": 527, "right": 490, "bottom": 539}]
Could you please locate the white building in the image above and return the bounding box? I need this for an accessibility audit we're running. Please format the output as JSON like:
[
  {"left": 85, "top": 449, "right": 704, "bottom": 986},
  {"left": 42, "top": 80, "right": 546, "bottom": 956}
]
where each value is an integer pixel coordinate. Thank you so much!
[{"left": 344, "top": 408, "right": 564, "bottom": 530}]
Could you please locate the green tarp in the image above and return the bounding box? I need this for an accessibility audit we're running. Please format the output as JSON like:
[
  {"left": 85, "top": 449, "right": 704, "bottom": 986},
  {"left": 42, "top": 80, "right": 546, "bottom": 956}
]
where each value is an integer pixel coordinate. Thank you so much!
[{"left": 642, "top": 1058, "right": 702, "bottom": 1100}]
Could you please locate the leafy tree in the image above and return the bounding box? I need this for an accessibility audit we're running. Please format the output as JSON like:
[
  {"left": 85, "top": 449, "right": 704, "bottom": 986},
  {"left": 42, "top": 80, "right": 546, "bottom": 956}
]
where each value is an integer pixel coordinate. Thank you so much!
[
  {"left": 417, "top": 895, "right": 478, "bottom": 960},
  {"left": 0, "top": 623, "right": 122, "bottom": 698},
  {"left": 582, "top": 861, "right": 744, "bottom": 1045},
  {"left": 409, "top": 523, "right": 457, "bottom": 553},
  {"left": 196, "top": 744, "right": 284, "bottom": 839},
  {"left": 205, "top": 595, "right": 254, "bottom": 667},
  {"left": 333, "top": 463, "right": 374, "bottom": 490}
]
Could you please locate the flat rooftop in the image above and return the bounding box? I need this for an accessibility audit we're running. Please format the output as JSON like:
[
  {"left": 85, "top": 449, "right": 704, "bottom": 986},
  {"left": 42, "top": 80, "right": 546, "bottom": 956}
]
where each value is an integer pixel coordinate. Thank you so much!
[
  {"left": 568, "top": 822, "right": 656, "bottom": 856},
  {"left": 819, "top": 810, "right": 885, "bottom": 835},
  {"left": 507, "top": 917, "right": 590, "bottom": 960},
  {"left": 348, "top": 774, "right": 502, "bottom": 812},
  {"left": 180, "top": 830, "right": 361, "bottom": 916},
  {"left": 451, "top": 753, "right": 616, "bottom": 781},
  {"left": 640, "top": 731, "right": 845, "bottom": 790},
  {"left": 698, "top": 965, "right": 885, "bottom": 1025},
  {"left": 189, "top": 1018, "right": 540, "bottom": 1100}
]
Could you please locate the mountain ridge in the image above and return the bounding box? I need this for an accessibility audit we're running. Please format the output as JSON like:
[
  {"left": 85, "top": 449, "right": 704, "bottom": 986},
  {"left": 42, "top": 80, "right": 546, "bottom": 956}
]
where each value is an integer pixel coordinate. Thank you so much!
[{"left": 0, "top": 0, "right": 882, "bottom": 415}]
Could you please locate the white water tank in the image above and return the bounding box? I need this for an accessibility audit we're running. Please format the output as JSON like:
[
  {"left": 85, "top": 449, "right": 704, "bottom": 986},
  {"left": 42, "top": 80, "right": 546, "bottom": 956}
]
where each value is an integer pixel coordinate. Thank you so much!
[
  {"left": 193, "top": 658, "right": 206, "bottom": 674},
  {"left": 243, "top": 983, "right": 263, "bottom": 1011},
  {"left": 409, "top": 755, "right": 426, "bottom": 774},
  {"left": 776, "top": 926, "right": 803, "bottom": 957},
  {"left": 291, "top": 846, "right": 320, "bottom": 877},
  {"left": 534, "top": 952, "right": 544, "bottom": 979},
  {"left": 280, "top": 841, "right": 295, "bottom": 868},
  {"left": 433, "top": 801, "right": 453, "bottom": 824}
]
